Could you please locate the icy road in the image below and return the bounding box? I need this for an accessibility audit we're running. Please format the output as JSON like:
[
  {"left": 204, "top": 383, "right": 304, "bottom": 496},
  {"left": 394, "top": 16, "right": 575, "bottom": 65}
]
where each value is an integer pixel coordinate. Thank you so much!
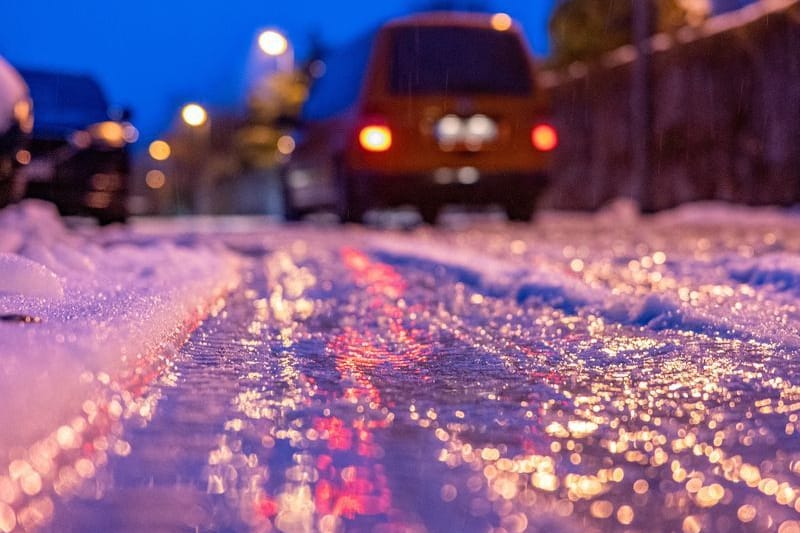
[{"left": 3, "top": 201, "right": 800, "bottom": 533}]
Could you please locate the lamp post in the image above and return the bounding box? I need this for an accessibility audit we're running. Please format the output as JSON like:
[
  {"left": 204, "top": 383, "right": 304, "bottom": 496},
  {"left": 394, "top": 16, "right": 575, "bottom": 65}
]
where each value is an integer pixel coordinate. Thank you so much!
[
  {"left": 257, "top": 29, "right": 293, "bottom": 73},
  {"left": 174, "top": 103, "right": 211, "bottom": 213},
  {"left": 243, "top": 29, "right": 298, "bottom": 216},
  {"left": 631, "top": 1, "right": 651, "bottom": 210}
]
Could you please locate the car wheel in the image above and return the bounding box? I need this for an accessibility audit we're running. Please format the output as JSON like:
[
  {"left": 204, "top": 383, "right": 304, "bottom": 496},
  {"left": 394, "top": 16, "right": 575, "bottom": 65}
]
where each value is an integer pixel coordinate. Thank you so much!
[
  {"left": 96, "top": 213, "right": 128, "bottom": 226},
  {"left": 0, "top": 156, "right": 13, "bottom": 208},
  {"left": 505, "top": 199, "right": 535, "bottom": 222},
  {"left": 282, "top": 196, "right": 304, "bottom": 222},
  {"left": 278, "top": 170, "right": 300, "bottom": 222},
  {"left": 339, "top": 201, "right": 365, "bottom": 223},
  {"left": 336, "top": 162, "right": 367, "bottom": 224},
  {"left": 0, "top": 180, "right": 11, "bottom": 209},
  {"left": 419, "top": 204, "right": 439, "bottom": 225}
]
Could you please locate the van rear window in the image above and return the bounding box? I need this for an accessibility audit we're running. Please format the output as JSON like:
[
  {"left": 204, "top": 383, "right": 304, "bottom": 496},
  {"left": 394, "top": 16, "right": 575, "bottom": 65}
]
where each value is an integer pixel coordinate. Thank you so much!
[{"left": 389, "top": 26, "right": 533, "bottom": 95}]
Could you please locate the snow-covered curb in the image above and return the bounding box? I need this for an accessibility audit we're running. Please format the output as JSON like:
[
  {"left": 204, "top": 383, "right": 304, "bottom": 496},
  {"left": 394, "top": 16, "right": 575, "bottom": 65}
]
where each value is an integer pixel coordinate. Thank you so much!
[{"left": 0, "top": 202, "right": 241, "bottom": 479}]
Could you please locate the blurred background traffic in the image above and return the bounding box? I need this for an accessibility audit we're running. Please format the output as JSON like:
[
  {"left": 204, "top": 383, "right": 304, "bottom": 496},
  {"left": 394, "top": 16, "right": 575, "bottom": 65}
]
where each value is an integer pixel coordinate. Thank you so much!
[{"left": 1, "top": 0, "right": 797, "bottom": 223}]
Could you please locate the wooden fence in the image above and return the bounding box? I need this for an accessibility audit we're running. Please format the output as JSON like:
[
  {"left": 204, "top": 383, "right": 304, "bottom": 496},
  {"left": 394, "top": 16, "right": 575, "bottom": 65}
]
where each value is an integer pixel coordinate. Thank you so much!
[{"left": 542, "top": 1, "right": 800, "bottom": 210}]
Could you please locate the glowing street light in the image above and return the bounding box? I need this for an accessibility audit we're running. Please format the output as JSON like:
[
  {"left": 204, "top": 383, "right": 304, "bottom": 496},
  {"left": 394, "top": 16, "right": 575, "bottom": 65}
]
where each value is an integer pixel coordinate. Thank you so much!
[
  {"left": 276, "top": 135, "right": 296, "bottom": 155},
  {"left": 490, "top": 13, "right": 513, "bottom": 32},
  {"left": 258, "top": 30, "right": 289, "bottom": 56},
  {"left": 145, "top": 169, "right": 166, "bottom": 189},
  {"left": 148, "top": 139, "right": 171, "bottom": 161},
  {"left": 181, "top": 103, "right": 207, "bottom": 127}
]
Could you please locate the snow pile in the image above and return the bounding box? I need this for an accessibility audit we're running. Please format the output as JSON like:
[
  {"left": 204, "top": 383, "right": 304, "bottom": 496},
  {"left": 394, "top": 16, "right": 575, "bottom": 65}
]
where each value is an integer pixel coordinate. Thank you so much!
[
  {"left": 652, "top": 201, "right": 796, "bottom": 228},
  {"left": 728, "top": 253, "right": 800, "bottom": 292},
  {"left": 0, "top": 201, "right": 241, "bottom": 454},
  {"left": 373, "top": 235, "right": 638, "bottom": 324},
  {"left": 371, "top": 236, "right": 526, "bottom": 297},
  {"left": 370, "top": 201, "right": 800, "bottom": 346},
  {"left": 369, "top": 232, "right": 611, "bottom": 315},
  {"left": 0, "top": 253, "right": 64, "bottom": 299}
]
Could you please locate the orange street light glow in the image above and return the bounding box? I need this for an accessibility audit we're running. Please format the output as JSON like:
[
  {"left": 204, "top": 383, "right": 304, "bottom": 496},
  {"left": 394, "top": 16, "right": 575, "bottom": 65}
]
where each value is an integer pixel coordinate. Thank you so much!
[
  {"left": 145, "top": 170, "right": 166, "bottom": 189},
  {"left": 258, "top": 30, "right": 289, "bottom": 56},
  {"left": 277, "top": 135, "right": 296, "bottom": 155},
  {"left": 148, "top": 140, "right": 171, "bottom": 161},
  {"left": 89, "top": 121, "right": 126, "bottom": 147},
  {"left": 181, "top": 103, "right": 207, "bottom": 127},
  {"left": 15, "top": 150, "right": 31, "bottom": 165},
  {"left": 490, "top": 13, "right": 513, "bottom": 31}
]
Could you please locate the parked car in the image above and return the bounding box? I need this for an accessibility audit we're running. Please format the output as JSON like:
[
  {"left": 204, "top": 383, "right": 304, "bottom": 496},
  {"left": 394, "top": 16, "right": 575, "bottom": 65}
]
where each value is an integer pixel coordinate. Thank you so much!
[
  {"left": 0, "top": 56, "right": 33, "bottom": 208},
  {"left": 284, "top": 12, "right": 557, "bottom": 223},
  {"left": 18, "top": 69, "right": 135, "bottom": 223}
]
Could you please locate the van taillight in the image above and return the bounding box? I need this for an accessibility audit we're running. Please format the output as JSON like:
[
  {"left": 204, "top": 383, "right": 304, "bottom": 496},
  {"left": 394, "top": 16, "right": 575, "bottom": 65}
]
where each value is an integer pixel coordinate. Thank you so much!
[
  {"left": 531, "top": 124, "right": 558, "bottom": 151},
  {"left": 358, "top": 125, "right": 392, "bottom": 152}
]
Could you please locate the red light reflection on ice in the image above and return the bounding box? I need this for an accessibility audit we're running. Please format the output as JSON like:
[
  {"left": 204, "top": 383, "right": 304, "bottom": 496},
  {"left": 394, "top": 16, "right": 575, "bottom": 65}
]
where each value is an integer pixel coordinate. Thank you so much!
[
  {"left": 314, "top": 417, "right": 354, "bottom": 451},
  {"left": 255, "top": 495, "right": 279, "bottom": 517},
  {"left": 342, "top": 247, "right": 406, "bottom": 300},
  {"left": 314, "top": 465, "right": 391, "bottom": 519},
  {"left": 301, "top": 247, "right": 430, "bottom": 523}
]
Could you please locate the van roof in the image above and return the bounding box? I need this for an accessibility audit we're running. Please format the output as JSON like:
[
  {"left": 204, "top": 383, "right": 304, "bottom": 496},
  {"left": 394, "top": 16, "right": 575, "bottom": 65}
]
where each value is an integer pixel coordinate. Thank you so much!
[{"left": 383, "top": 11, "right": 521, "bottom": 32}]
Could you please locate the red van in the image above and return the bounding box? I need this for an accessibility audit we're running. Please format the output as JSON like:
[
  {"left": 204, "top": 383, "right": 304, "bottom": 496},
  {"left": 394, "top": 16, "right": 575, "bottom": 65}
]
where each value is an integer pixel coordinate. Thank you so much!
[{"left": 284, "top": 12, "right": 556, "bottom": 223}]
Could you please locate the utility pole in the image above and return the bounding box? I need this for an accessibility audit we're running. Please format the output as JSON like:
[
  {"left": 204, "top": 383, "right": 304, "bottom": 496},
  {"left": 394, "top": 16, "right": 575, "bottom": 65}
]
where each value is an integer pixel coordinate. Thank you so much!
[{"left": 631, "top": 0, "right": 651, "bottom": 209}]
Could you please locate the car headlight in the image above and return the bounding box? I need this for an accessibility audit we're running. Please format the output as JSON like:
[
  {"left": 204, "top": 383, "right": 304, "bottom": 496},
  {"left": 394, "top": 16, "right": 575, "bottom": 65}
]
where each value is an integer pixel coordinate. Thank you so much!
[{"left": 86, "top": 121, "right": 127, "bottom": 148}]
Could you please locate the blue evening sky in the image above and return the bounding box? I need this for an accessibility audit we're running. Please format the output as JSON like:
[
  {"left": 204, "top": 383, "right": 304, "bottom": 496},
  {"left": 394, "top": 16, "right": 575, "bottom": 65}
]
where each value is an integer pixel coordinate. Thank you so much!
[{"left": 0, "top": 1, "right": 556, "bottom": 144}]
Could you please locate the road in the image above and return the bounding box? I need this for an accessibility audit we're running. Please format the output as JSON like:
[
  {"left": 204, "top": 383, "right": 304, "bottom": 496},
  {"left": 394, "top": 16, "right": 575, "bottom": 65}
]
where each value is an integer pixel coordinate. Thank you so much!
[{"left": 32, "top": 207, "right": 800, "bottom": 532}]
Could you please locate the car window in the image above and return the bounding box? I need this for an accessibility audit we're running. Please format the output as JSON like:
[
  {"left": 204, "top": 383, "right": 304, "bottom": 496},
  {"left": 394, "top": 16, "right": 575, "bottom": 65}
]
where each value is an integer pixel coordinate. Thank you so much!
[
  {"left": 22, "top": 71, "right": 108, "bottom": 129},
  {"left": 389, "top": 26, "right": 533, "bottom": 95}
]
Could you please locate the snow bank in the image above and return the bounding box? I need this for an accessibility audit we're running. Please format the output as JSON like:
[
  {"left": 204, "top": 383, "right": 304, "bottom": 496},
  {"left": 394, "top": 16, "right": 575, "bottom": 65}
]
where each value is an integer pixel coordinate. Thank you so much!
[
  {"left": 369, "top": 201, "right": 800, "bottom": 346},
  {"left": 0, "top": 201, "right": 241, "bottom": 456},
  {"left": 0, "top": 253, "right": 64, "bottom": 299},
  {"left": 369, "top": 233, "right": 610, "bottom": 315},
  {"left": 651, "top": 201, "right": 799, "bottom": 227},
  {"left": 729, "top": 253, "right": 800, "bottom": 292},
  {"left": 372, "top": 238, "right": 747, "bottom": 340}
]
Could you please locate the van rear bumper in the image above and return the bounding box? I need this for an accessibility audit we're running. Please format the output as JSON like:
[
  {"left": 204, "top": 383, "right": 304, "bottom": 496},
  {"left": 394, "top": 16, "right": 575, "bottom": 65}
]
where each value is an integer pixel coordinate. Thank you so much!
[{"left": 347, "top": 169, "right": 549, "bottom": 208}]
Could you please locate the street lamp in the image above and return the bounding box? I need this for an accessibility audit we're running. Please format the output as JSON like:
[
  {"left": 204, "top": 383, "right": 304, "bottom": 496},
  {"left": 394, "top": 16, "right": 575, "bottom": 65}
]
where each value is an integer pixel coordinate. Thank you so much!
[
  {"left": 490, "top": 13, "right": 512, "bottom": 32},
  {"left": 254, "top": 28, "right": 293, "bottom": 73},
  {"left": 148, "top": 139, "right": 171, "bottom": 161},
  {"left": 181, "top": 103, "right": 208, "bottom": 127},
  {"left": 258, "top": 30, "right": 288, "bottom": 56}
]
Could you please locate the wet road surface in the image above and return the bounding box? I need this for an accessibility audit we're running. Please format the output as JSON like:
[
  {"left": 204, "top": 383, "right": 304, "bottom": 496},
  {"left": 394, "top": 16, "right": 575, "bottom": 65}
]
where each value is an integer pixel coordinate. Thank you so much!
[{"left": 20, "top": 211, "right": 800, "bottom": 532}]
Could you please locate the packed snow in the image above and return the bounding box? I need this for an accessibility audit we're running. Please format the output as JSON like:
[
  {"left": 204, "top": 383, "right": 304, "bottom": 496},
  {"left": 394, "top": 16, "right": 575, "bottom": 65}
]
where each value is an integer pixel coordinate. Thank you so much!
[{"left": 0, "top": 201, "right": 240, "bottom": 452}]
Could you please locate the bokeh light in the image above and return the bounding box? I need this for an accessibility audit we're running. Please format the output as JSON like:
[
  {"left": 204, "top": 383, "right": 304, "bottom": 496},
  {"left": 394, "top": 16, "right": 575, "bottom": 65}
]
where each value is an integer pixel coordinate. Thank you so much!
[
  {"left": 181, "top": 103, "right": 207, "bottom": 127},
  {"left": 490, "top": 13, "right": 513, "bottom": 32},
  {"left": 531, "top": 124, "right": 558, "bottom": 151},
  {"left": 358, "top": 125, "right": 392, "bottom": 152},
  {"left": 258, "top": 30, "right": 289, "bottom": 56},
  {"left": 148, "top": 140, "right": 171, "bottom": 161},
  {"left": 145, "top": 170, "right": 166, "bottom": 189},
  {"left": 277, "top": 135, "right": 296, "bottom": 155},
  {"left": 15, "top": 150, "right": 31, "bottom": 165}
]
